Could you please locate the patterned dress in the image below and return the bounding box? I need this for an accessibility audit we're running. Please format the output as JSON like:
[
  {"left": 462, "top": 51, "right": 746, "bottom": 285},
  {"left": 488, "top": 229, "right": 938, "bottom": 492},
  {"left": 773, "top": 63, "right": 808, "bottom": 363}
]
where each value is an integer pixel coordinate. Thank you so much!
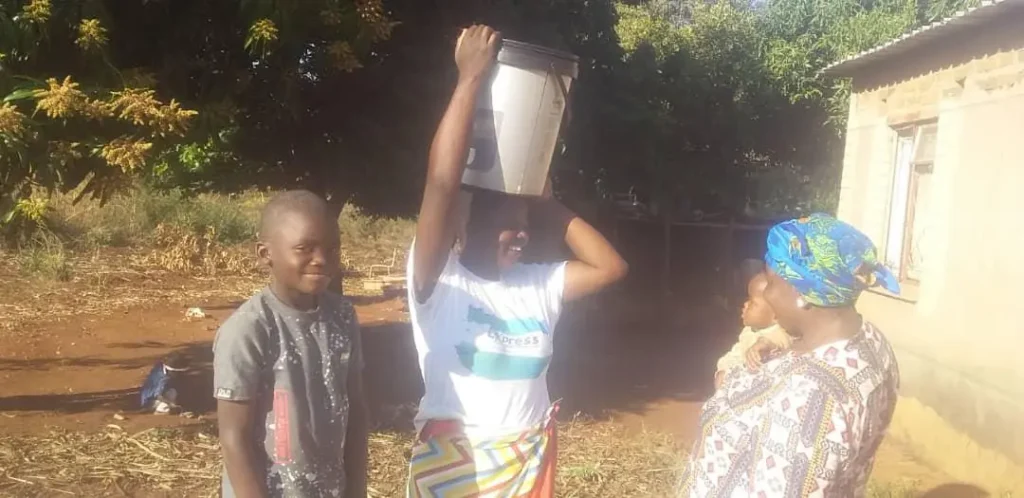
[{"left": 680, "top": 321, "right": 899, "bottom": 497}]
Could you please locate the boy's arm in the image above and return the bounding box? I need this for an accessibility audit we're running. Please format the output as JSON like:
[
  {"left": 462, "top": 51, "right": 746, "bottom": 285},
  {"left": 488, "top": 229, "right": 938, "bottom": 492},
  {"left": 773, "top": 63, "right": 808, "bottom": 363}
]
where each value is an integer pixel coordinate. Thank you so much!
[
  {"left": 413, "top": 25, "right": 500, "bottom": 302},
  {"left": 219, "top": 400, "right": 270, "bottom": 498},
  {"left": 539, "top": 200, "right": 628, "bottom": 302},
  {"left": 717, "top": 335, "right": 749, "bottom": 374},
  {"left": 344, "top": 326, "right": 369, "bottom": 498},
  {"left": 213, "top": 311, "right": 269, "bottom": 498},
  {"left": 718, "top": 327, "right": 758, "bottom": 373},
  {"left": 744, "top": 326, "right": 791, "bottom": 370}
]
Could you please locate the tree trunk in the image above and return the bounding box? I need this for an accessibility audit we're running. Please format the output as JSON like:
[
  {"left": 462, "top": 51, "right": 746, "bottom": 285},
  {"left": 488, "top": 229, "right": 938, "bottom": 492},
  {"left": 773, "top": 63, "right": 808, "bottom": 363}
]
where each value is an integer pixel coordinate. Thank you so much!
[
  {"left": 325, "top": 193, "right": 350, "bottom": 295},
  {"left": 662, "top": 210, "right": 672, "bottom": 298}
]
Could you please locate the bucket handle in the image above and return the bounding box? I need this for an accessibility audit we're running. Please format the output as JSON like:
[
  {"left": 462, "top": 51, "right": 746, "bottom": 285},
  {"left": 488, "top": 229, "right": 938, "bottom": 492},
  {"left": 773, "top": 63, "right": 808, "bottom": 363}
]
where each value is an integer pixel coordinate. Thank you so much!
[
  {"left": 552, "top": 62, "right": 572, "bottom": 153},
  {"left": 552, "top": 63, "right": 572, "bottom": 127}
]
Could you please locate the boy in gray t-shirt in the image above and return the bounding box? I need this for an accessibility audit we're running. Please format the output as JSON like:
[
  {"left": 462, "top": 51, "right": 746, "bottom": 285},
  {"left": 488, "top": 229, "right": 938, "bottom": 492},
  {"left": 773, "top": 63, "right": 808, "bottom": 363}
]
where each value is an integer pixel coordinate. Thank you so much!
[{"left": 214, "top": 190, "right": 367, "bottom": 498}]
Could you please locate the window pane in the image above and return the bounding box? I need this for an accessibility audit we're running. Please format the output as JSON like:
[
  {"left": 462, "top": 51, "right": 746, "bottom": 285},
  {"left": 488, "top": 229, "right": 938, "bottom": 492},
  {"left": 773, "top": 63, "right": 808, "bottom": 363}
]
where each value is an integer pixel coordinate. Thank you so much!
[
  {"left": 886, "top": 135, "right": 915, "bottom": 274},
  {"left": 906, "top": 171, "right": 933, "bottom": 281},
  {"left": 913, "top": 124, "right": 937, "bottom": 164}
]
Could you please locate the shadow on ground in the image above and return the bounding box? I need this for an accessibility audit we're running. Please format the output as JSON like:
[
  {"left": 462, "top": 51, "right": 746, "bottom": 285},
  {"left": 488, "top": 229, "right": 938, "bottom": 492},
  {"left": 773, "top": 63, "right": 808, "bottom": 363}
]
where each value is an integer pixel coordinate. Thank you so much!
[
  {"left": 358, "top": 289, "right": 739, "bottom": 430},
  {"left": 0, "top": 341, "right": 214, "bottom": 415},
  {"left": 549, "top": 290, "right": 737, "bottom": 419},
  {"left": 920, "top": 483, "right": 991, "bottom": 497},
  {"left": 0, "top": 290, "right": 736, "bottom": 433}
]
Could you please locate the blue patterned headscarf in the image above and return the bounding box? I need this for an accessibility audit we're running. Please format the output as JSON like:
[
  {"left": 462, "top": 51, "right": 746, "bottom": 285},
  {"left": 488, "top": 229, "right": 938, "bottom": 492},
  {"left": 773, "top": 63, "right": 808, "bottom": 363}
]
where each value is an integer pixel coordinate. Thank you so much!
[{"left": 764, "top": 213, "right": 899, "bottom": 307}]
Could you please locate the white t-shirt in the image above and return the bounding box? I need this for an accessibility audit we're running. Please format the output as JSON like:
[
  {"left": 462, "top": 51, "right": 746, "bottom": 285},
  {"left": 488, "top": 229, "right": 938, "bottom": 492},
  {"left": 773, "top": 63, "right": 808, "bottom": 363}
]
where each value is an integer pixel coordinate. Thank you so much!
[{"left": 407, "top": 245, "right": 567, "bottom": 436}]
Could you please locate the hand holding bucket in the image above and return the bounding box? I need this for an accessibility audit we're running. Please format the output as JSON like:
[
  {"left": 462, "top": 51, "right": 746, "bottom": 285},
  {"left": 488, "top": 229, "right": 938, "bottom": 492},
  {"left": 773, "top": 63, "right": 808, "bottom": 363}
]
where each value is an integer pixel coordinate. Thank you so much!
[
  {"left": 455, "top": 25, "right": 501, "bottom": 83},
  {"left": 460, "top": 35, "right": 579, "bottom": 197}
]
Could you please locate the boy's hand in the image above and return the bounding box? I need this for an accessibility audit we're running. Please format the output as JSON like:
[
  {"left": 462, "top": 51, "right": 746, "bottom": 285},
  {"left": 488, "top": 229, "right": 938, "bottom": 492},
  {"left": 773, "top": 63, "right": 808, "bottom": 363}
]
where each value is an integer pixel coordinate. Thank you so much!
[
  {"left": 745, "top": 337, "right": 777, "bottom": 371},
  {"left": 455, "top": 25, "right": 500, "bottom": 84}
]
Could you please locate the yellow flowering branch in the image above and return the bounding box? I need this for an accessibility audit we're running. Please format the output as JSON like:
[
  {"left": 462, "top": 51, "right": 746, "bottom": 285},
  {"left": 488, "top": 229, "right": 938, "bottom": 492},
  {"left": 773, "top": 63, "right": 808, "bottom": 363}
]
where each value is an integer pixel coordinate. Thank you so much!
[{"left": 76, "top": 19, "right": 109, "bottom": 52}]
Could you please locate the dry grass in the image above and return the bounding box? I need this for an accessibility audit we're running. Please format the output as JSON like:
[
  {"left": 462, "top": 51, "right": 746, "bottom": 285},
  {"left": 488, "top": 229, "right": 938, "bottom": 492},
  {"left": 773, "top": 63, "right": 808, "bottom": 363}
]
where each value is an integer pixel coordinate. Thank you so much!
[
  {"left": 0, "top": 249, "right": 264, "bottom": 335},
  {"left": 0, "top": 186, "right": 414, "bottom": 334},
  {"left": 6, "top": 186, "right": 414, "bottom": 278},
  {"left": 146, "top": 223, "right": 253, "bottom": 276},
  {"left": 0, "top": 424, "right": 222, "bottom": 497},
  {"left": 365, "top": 431, "right": 416, "bottom": 498},
  {"left": 0, "top": 416, "right": 952, "bottom": 498},
  {"left": 556, "top": 415, "right": 683, "bottom": 497},
  {"left": 0, "top": 243, "right": 402, "bottom": 336},
  {"left": 0, "top": 418, "right": 681, "bottom": 498}
]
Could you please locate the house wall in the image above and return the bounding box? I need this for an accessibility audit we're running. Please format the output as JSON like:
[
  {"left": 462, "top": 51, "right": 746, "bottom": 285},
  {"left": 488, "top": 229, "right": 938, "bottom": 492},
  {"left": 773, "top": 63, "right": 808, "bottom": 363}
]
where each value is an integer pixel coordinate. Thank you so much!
[{"left": 836, "top": 16, "right": 1024, "bottom": 477}]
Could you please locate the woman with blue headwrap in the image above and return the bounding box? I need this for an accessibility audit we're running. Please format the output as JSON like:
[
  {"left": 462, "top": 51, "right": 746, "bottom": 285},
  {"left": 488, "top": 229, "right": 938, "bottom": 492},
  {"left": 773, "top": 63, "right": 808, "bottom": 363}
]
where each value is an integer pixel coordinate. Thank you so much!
[{"left": 680, "top": 214, "right": 901, "bottom": 497}]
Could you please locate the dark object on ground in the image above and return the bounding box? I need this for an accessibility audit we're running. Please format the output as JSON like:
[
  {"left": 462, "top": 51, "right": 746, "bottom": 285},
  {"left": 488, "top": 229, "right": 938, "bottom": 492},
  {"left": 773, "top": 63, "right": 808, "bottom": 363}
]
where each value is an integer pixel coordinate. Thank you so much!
[
  {"left": 920, "top": 483, "right": 989, "bottom": 498},
  {"left": 140, "top": 353, "right": 191, "bottom": 413}
]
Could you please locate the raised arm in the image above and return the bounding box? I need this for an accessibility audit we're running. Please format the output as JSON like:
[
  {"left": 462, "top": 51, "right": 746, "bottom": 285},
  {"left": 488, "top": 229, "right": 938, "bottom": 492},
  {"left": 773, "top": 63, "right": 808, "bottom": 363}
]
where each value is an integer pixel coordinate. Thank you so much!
[
  {"left": 539, "top": 198, "right": 628, "bottom": 302},
  {"left": 413, "top": 25, "right": 500, "bottom": 301}
]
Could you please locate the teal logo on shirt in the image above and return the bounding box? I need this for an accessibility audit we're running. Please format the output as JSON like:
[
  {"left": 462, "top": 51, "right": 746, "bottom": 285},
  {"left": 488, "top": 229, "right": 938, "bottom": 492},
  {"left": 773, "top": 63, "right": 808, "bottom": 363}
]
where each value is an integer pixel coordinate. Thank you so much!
[
  {"left": 458, "top": 307, "right": 550, "bottom": 380},
  {"left": 455, "top": 342, "right": 550, "bottom": 380}
]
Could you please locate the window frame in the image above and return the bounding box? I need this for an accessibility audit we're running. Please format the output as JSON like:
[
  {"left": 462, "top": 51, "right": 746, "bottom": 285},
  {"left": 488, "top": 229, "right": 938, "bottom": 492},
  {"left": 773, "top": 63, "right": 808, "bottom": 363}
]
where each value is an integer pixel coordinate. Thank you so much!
[{"left": 886, "top": 122, "right": 936, "bottom": 283}]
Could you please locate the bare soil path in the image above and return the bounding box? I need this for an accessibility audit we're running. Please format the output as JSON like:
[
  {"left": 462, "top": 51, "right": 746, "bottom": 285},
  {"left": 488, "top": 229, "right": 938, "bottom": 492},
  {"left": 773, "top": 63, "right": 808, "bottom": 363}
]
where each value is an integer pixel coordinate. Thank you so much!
[{"left": 0, "top": 296, "right": 411, "bottom": 436}]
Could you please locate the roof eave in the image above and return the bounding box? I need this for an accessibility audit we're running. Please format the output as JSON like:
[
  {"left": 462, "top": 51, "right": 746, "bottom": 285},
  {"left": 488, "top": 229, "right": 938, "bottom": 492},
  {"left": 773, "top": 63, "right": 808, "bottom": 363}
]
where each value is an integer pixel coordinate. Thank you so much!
[{"left": 820, "top": 0, "right": 1024, "bottom": 79}]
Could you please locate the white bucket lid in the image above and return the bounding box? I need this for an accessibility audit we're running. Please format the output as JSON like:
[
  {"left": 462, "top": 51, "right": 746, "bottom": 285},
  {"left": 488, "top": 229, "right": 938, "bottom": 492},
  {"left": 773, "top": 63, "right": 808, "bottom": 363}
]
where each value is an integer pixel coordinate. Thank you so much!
[{"left": 498, "top": 39, "right": 579, "bottom": 79}]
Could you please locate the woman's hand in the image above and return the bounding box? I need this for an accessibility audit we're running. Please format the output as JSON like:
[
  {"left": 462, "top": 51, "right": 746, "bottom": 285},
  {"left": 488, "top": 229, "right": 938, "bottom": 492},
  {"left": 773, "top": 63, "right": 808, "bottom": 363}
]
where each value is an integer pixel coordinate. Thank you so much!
[{"left": 455, "top": 25, "right": 500, "bottom": 84}]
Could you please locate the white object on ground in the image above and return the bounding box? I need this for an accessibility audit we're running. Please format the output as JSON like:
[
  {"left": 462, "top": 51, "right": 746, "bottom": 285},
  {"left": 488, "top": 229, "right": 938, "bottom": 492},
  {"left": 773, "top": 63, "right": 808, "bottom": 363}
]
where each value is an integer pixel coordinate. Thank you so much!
[
  {"left": 154, "top": 400, "right": 171, "bottom": 415},
  {"left": 185, "top": 307, "right": 206, "bottom": 319}
]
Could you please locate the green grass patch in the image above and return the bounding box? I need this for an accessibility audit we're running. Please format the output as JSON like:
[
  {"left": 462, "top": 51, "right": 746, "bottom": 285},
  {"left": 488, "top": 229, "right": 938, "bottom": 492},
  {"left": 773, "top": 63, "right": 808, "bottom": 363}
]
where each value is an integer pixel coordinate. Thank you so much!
[{"left": 16, "top": 231, "right": 72, "bottom": 281}]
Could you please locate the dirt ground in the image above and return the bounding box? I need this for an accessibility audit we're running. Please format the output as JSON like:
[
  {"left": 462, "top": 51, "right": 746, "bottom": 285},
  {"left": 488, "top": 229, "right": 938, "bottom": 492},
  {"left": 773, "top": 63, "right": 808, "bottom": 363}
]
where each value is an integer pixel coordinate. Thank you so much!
[
  {"left": 0, "top": 264, "right": 975, "bottom": 497},
  {"left": 0, "top": 295, "right": 411, "bottom": 436}
]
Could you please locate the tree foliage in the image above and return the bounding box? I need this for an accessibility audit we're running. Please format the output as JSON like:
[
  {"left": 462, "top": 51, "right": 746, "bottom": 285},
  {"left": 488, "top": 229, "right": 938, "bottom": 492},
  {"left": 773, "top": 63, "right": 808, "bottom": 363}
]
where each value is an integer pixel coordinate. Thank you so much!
[
  {"left": 1, "top": 0, "right": 396, "bottom": 227},
  {"left": 1, "top": 0, "right": 983, "bottom": 232},
  {"left": 605, "top": 0, "right": 978, "bottom": 217}
]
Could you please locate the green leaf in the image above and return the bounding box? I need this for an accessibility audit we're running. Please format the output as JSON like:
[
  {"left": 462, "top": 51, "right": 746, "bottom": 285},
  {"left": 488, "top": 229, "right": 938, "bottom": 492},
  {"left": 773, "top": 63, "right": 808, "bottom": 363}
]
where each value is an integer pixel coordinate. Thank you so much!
[{"left": 3, "top": 87, "right": 39, "bottom": 102}]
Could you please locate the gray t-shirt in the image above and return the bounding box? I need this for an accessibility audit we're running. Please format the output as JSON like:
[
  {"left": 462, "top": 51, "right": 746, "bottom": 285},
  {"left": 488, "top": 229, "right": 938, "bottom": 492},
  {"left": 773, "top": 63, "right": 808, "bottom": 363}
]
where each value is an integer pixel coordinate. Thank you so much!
[{"left": 213, "top": 288, "right": 362, "bottom": 498}]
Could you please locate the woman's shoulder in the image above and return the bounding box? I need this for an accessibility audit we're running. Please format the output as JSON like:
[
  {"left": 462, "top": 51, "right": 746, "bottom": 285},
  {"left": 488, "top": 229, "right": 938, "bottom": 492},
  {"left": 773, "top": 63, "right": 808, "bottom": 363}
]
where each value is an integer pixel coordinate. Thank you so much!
[{"left": 792, "top": 322, "right": 898, "bottom": 403}]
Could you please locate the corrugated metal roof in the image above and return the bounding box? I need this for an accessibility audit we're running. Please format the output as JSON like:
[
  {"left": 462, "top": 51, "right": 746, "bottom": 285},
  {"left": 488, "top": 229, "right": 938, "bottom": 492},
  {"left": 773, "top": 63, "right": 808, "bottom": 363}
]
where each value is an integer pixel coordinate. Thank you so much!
[{"left": 822, "top": 0, "right": 1024, "bottom": 77}]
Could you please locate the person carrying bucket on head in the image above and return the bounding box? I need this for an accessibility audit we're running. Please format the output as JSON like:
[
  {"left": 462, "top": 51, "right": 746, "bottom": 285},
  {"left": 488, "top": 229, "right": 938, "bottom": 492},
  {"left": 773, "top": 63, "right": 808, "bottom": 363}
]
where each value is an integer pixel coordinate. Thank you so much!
[{"left": 406, "top": 25, "right": 628, "bottom": 498}]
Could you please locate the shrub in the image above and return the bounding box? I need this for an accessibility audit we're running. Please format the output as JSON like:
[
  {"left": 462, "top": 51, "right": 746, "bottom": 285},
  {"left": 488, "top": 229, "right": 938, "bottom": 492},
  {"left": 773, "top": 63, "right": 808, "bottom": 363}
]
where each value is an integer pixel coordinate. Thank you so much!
[{"left": 16, "top": 231, "right": 72, "bottom": 281}]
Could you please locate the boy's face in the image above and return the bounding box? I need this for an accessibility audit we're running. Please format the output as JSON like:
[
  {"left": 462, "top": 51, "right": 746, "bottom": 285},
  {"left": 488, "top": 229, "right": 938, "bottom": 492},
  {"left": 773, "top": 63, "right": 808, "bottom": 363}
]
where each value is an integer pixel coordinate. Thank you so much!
[
  {"left": 258, "top": 208, "right": 340, "bottom": 297},
  {"left": 742, "top": 272, "right": 776, "bottom": 329}
]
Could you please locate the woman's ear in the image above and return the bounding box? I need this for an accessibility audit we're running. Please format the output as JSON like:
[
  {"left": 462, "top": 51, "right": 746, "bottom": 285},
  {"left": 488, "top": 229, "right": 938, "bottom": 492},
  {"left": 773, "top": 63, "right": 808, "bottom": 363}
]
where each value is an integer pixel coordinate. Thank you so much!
[
  {"left": 853, "top": 263, "right": 877, "bottom": 287},
  {"left": 256, "top": 241, "right": 271, "bottom": 267}
]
